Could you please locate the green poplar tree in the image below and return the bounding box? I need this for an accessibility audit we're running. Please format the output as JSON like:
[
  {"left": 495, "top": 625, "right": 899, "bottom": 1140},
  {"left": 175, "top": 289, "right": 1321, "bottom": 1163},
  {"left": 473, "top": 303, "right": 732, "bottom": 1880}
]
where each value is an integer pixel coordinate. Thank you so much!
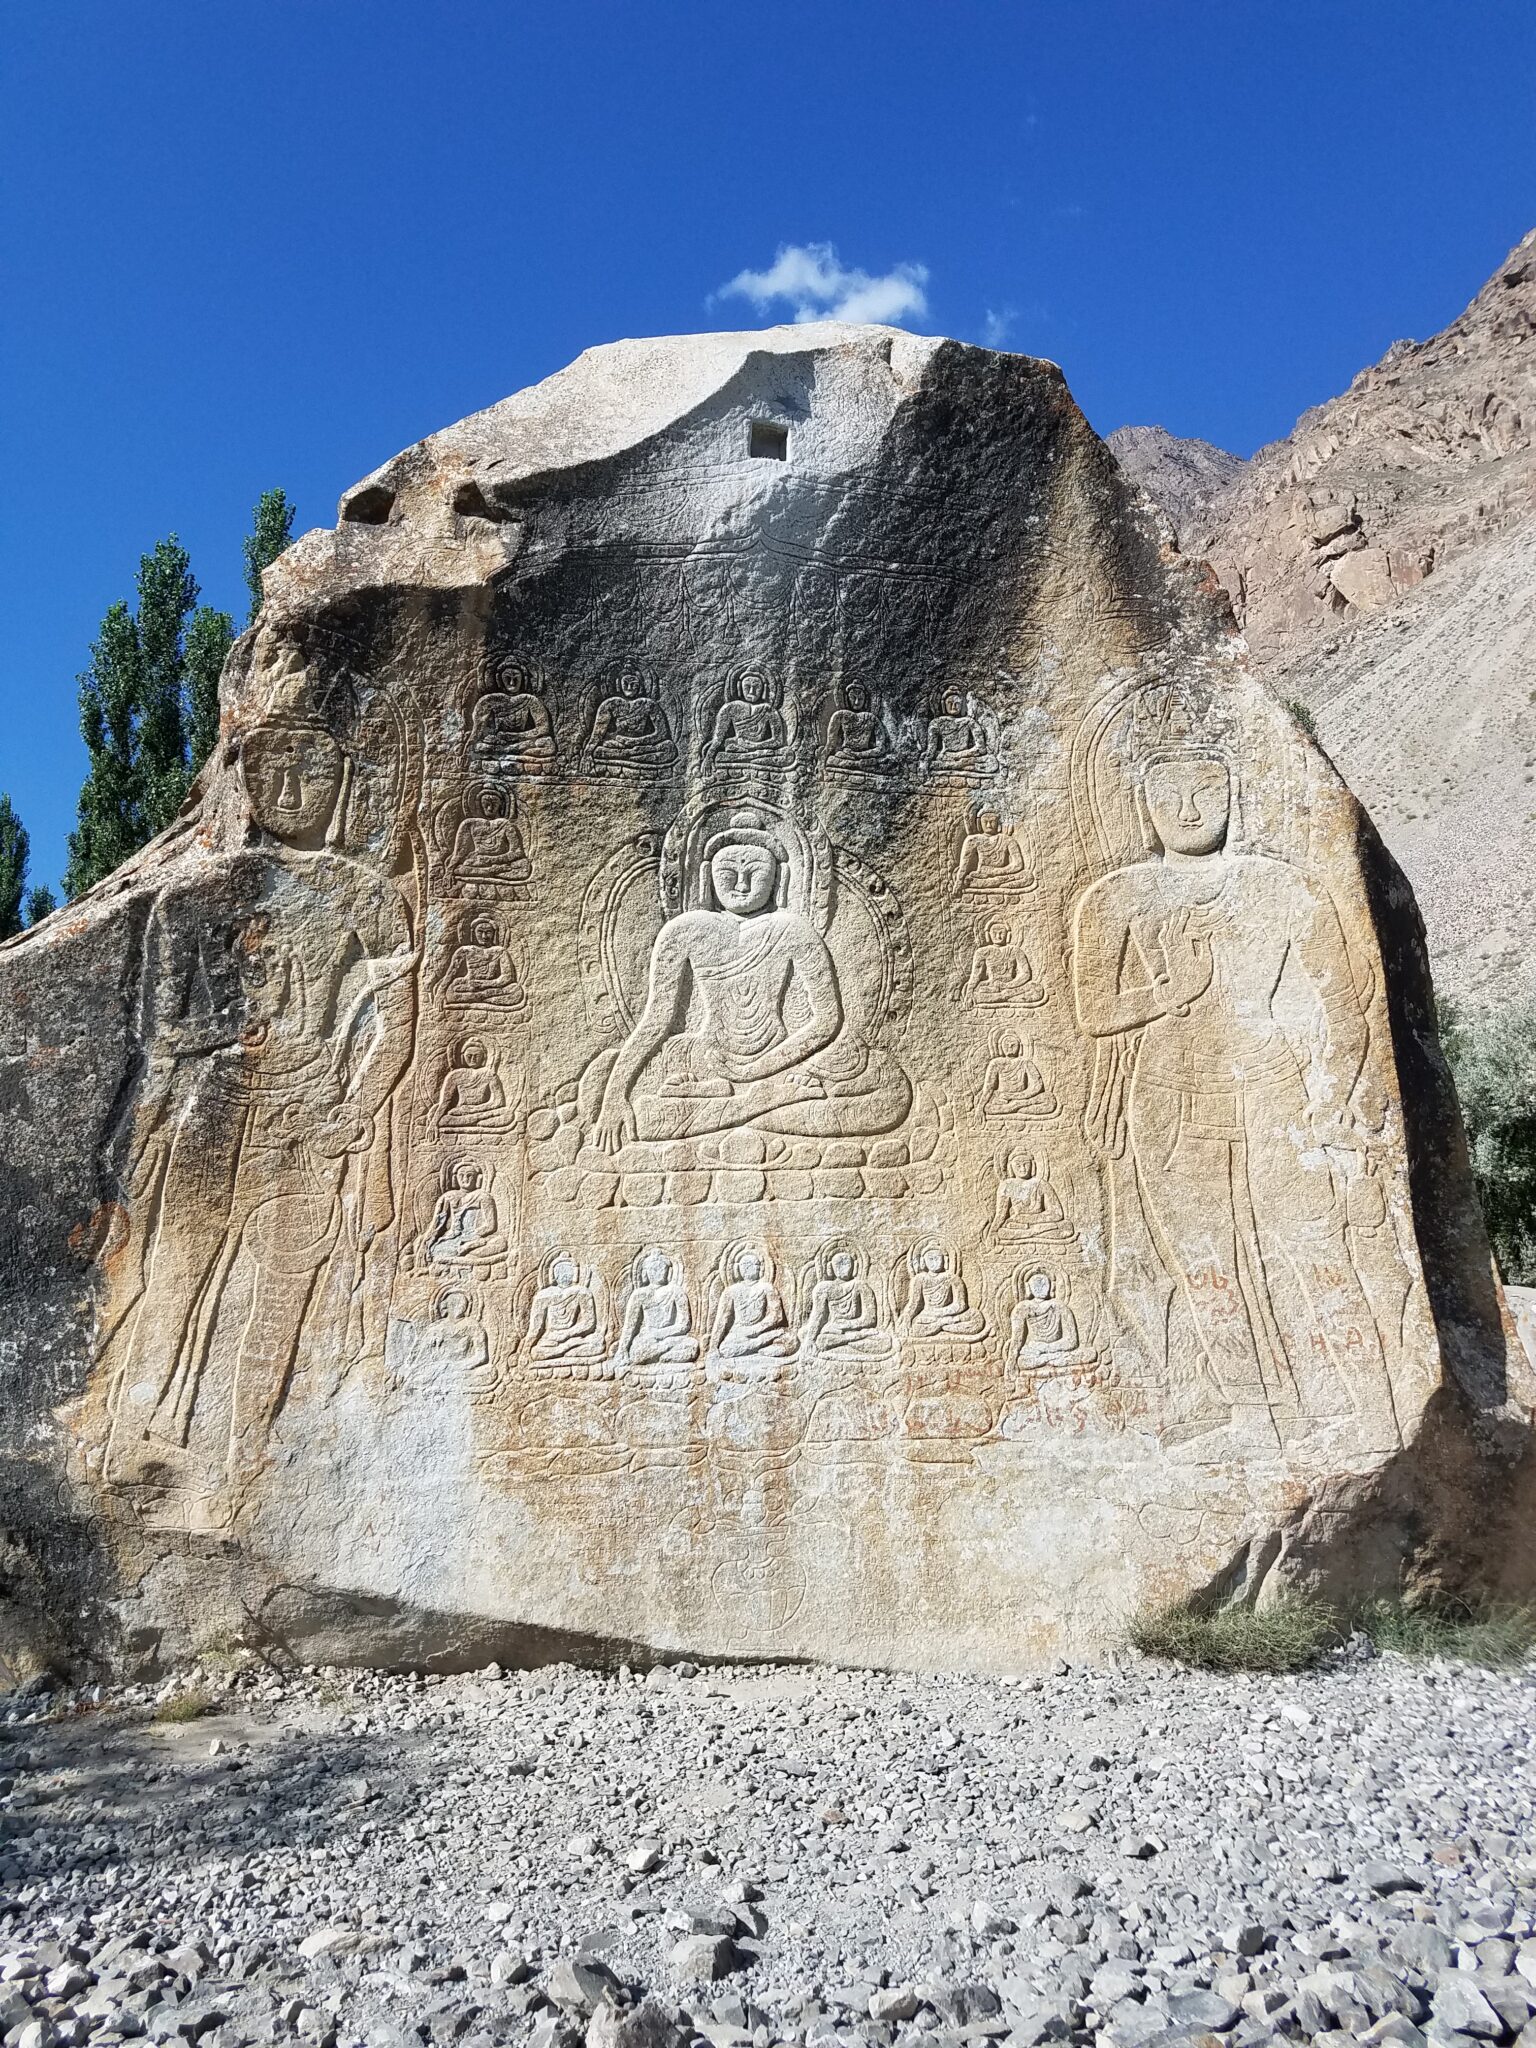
[
  {"left": 244, "top": 488, "right": 296, "bottom": 625},
  {"left": 184, "top": 602, "right": 235, "bottom": 771},
  {"left": 64, "top": 493, "right": 290, "bottom": 897},
  {"left": 0, "top": 795, "right": 29, "bottom": 940},
  {"left": 24, "top": 885, "right": 57, "bottom": 926}
]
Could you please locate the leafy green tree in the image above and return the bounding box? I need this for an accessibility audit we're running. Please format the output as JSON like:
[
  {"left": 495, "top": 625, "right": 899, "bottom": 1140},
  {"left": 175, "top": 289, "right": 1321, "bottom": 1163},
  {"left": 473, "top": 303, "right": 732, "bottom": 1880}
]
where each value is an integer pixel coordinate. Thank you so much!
[
  {"left": 244, "top": 488, "right": 296, "bottom": 625},
  {"left": 1441, "top": 995, "right": 1536, "bottom": 1285},
  {"left": 23, "top": 885, "right": 56, "bottom": 927},
  {"left": 184, "top": 603, "right": 235, "bottom": 771},
  {"left": 0, "top": 795, "right": 29, "bottom": 940},
  {"left": 65, "top": 494, "right": 290, "bottom": 897}
]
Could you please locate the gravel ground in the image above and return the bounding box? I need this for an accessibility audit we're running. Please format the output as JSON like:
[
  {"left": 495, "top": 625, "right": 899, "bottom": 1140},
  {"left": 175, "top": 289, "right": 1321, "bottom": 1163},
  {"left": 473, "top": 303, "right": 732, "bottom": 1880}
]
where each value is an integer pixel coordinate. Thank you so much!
[{"left": 1, "top": 1648, "right": 1534, "bottom": 2048}]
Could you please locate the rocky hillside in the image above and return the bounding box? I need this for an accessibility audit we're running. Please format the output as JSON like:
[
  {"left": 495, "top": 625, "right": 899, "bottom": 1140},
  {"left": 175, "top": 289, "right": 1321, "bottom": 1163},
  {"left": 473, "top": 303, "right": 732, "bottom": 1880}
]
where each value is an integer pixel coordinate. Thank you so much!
[
  {"left": 1103, "top": 424, "right": 1245, "bottom": 542},
  {"left": 1114, "top": 228, "right": 1536, "bottom": 1009}
]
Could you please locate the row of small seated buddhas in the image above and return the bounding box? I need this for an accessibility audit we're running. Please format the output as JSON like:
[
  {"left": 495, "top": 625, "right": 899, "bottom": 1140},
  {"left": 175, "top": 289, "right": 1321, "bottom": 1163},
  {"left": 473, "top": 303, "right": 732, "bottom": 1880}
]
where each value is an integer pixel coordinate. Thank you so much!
[
  {"left": 466, "top": 663, "right": 1009, "bottom": 782},
  {"left": 402, "top": 1237, "right": 1085, "bottom": 1394}
]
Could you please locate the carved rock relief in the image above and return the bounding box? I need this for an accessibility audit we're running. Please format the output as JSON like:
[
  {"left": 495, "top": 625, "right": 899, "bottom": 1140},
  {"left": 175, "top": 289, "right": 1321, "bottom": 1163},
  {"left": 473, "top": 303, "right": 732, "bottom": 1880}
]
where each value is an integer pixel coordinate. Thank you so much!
[{"left": 47, "top": 327, "right": 1459, "bottom": 1676}]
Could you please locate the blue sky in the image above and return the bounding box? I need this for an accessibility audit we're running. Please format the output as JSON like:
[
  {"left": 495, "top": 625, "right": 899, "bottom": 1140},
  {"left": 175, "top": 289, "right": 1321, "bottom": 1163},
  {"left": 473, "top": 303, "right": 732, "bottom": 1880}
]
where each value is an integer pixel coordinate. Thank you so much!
[{"left": 3, "top": 2, "right": 1533, "bottom": 895}]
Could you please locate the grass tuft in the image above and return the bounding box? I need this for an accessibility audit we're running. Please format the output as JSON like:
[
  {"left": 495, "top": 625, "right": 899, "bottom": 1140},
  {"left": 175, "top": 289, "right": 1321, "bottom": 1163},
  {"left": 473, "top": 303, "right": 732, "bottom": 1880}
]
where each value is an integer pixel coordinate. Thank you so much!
[
  {"left": 1285, "top": 696, "right": 1318, "bottom": 739},
  {"left": 1130, "top": 1597, "right": 1340, "bottom": 1673},
  {"left": 153, "top": 1686, "right": 214, "bottom": 1724},
  {"left": 1355, "top": 1599, "right": 1536, "bottom": 1667}
]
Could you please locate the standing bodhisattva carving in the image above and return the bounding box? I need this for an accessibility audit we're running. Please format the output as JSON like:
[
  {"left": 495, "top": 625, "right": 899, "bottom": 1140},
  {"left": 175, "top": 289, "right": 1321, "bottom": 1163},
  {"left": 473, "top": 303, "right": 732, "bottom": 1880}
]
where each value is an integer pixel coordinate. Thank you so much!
[
  {"left": 1072, "top": 746, "right": 1402, "bottom": 1451},
  {"left": 106, "top": 711, "right": 415, "bottom": 1504}
]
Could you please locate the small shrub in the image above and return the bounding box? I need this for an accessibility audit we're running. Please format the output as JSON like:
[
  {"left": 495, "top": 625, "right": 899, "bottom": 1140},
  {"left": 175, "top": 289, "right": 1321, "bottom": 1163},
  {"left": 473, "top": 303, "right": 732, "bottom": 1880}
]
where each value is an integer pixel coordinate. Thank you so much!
[
  {"left": 1130, "top": 1596, "right": 1340, "bottom": 1673},
  {"left": 1355, "top": 1599, "right": 1536, "bottom": 1667},
  {"left": 153, "top": 1686, "right": 213, "bottom": 1724},
  {"left": 1285, "top": 696, "right": 1318, "bottom": 739},
  {"left": 1438, "top": 994, "right": 1536, "bottom": 1285}
]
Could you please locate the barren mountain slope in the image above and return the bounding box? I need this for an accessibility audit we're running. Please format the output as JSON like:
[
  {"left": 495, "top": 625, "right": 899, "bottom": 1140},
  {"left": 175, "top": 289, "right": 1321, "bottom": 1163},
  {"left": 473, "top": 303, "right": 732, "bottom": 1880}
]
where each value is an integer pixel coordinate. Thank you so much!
[
  {"left": 1104, "top": 424, "right": 1245, "bottom": 541},
  {"left": 1113, "top": 228, "right": 1536, "bottom": 1008}
]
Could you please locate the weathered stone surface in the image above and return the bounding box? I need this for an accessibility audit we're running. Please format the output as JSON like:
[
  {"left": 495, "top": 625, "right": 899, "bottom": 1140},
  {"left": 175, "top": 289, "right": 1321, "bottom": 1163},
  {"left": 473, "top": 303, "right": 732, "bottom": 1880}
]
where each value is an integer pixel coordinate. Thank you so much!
[{"left": 0, "top": 323, "right": 1530, "bottom": 1674}]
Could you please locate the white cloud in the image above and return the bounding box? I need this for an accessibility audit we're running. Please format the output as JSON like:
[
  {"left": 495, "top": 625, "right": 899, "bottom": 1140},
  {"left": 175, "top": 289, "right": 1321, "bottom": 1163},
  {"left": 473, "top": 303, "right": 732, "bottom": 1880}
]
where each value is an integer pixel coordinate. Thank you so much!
[
  {"left": 716, "top": 242, "right": 930, "bottom": 326},
  {"left": 982, "top": 306, "right": 1016, "bottom": 348}
]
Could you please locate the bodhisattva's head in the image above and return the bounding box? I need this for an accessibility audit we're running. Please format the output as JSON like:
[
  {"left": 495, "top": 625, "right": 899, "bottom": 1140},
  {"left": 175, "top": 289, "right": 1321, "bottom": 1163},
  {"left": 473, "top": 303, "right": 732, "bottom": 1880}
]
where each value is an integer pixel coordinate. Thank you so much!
[
  {"left": 1145, "top": 754, "right": 1231, "bottom": 858},
  {"left": 709, "top": 839, "right": 779, "bottom": 916},
  {"left": 242, "top": 725, "right": 344, "bottom": 848}
]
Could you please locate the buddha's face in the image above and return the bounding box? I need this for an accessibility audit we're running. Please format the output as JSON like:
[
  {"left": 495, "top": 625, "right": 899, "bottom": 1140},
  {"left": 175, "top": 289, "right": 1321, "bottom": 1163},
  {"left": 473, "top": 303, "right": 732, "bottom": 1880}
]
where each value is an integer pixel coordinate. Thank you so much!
[
  {"left": 1010, "top": 1153, "right": 1037, "bottom": 1182},
  {"left": 641, "top": 1251, "right": 670, "bottom": 1286},
  {"left": 985, "top": 920, "right": 1011, "bottom": 946},
  {"left": 454, "top": 1164, "right": 482, "bottom": 1192},
  {"left": 999, "top": 1032, "right": 1021, "bottom": 1058},
  {"left": 552, "top": 1257, "right": 578, "bottom": 1288},
  {"left": 471, "top": 917, "right": 499, "bottom": 948},
  {"left": 921, "top": 1247, "right": 945, "bottom": 1275},
  {"left": 460, "top": 1040, "right": 487, "bottom": 1069},
  {"left": 479, "top": 789, "right": 504, "bottom": 819},
  {"left": 242, "top": 725, "right": 343, "bottom": 847},
  {"left": 941, "top": 689, "right": 964, "bottom": 716},
  {"left": 436, "top": 1290, "right": 471, "bottom": 1322},
  {"left": 977, "top": 809, "right": 1001, "bottom": 836},
  {"left": 845, "top": 685, "right": 869, "bottom": 713},
  {"left": 739, "top": 1252, "right": 763, "bottom": 1282},
  {"left": 710, "top": 841, "right": 778, "bottom": 916},
  {"left": 619, "top": 670, "right": 646, "bottom": 700},
  {"left": 1145, "top": 756, "right": 1231, "bottom": 857},
  {"left": 1027, "top": 1272, "right": 1052, "bottom": 1301},
  {"left": 830, "top": 1252, "right": 854, "bottom": 1281},
  {"left": 739, "top": 671, "right": 769, "bottom": 704}
]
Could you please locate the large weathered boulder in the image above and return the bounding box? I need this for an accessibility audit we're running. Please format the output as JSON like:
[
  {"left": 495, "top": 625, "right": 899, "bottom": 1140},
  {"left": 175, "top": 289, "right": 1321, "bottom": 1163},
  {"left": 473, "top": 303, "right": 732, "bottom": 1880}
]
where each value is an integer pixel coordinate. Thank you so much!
[{"left": 1, "top": 325, "right": 1530, "bottom": 1676}]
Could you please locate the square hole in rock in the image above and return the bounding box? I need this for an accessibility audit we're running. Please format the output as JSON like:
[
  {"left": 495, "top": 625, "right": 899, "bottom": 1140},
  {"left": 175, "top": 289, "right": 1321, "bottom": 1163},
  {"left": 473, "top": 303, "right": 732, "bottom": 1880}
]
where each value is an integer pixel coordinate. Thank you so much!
[{"left": 748, "top": 420, "right": 789, "bottom": 461}]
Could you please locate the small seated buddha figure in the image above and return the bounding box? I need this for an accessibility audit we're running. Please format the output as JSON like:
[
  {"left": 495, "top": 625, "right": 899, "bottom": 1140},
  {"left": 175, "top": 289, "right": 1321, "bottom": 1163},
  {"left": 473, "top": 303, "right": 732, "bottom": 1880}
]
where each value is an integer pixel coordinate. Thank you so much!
[
  {"left": 442, "top": 914, "right": 527, "bottom": 1014},
  {"left": 708, "top": 1246, "right": 798, "bottom": 1373},
  {"left": 422, "top": 1162, "right": 508, "bottom": 1279},
  {"left": 825, "top": 681, "right": 891, "bottom": 778},
  {"left": 954, "top": 805, "right": 1035, "bottom": 899},
  {"left": 614, "top": 1249, "right": 698, "bottom": 1378},
  {"left": 898, "top": 1245, "right": 987, "bottom": 1343},
  {"left": 960, "top": 920, "right": 1048, "bottom": 1011},
  {"left": 923, "top": 686, "right": 997, "bottom": 779},
  {"left": 978, "top": 1030, "right": 1058, "bottom": 1121},
  {"left": 992, "top": 1149, "right": 1072, "bottom": 1247},
  {"left": 704, "top": 667, "right": 791, "bottom": 773},
  {"left": 435, "top": 1038, "right": 513, "bottom": 1133},
  {"left": 525, "top": 1254, "right": 606, "bottom": 1370},
  {"left": 415, "top": 1286, "right": 497, "bottom": 1399},
  {"left": 584, "top": 668, "right": 678, "bottom": 776},
  {"left": 1008, "top": 1269, "right": 1080, "bottom": 1371},
  {"left": 470, "top": 665, "right": 556, "bottom": 769},
  {"left": 796, "top": 1247, "right": 893, "bottom": 1361},
  {"left": 448, "top": 785, "right": 531, "bottom": 891}
]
